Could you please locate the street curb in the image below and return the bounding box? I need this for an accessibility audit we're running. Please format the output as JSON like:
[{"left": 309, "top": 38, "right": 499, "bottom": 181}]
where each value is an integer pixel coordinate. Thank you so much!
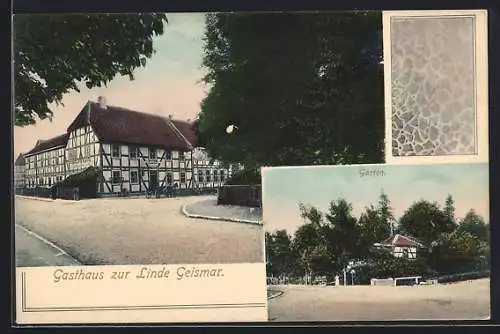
[
  {"left": 267, "top": 290, "right": 284, "bottom": 300},
  {"left": 15, "top": 224, "right": 82, "bottom": 265},
  {"left": 15, "top": 195, "right": 78, "bottom": 203},
  {"left": 181, "top": 204, "right": 262, "bottom": 226}
]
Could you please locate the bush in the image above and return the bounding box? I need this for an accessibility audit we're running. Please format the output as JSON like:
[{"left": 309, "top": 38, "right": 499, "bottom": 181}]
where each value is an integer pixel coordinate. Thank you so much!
[
  {"left": 434, "top": 270, "right": 490, "bottom": 284},
  {"left": 225, "top": 168, "right": 261, "bottom": 185},
  {"left": 217, "top": 185, "right": 261, "bottom": 207}
]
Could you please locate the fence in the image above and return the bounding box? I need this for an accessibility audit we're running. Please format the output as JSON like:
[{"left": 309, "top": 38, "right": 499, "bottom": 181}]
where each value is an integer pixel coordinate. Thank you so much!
[
  {"left": 370, "top": 278, "right": 395, "bottom": 286},
  {"left": 217, "top": 185, "right": 262, "bottom": 207},
  {"left": 20, "top": 187, "right": 52, "bottom": 198}
]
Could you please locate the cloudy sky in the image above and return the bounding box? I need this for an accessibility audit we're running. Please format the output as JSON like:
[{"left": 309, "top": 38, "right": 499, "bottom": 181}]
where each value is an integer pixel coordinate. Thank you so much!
[
  {"left": 13, "top": 12, "right": 207, "bottom": 158},
  {"left": 262, "top": 162, "right": 489, "bottom": 234}
]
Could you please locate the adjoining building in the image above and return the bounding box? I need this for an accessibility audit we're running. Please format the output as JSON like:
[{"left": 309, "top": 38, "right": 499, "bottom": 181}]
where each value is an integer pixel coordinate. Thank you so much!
[
  {"left": 14, "top": 153, "right": 26, "bottom": 190},
  {"left": 22, "top": 97, "right": 242, "bottom": 197},
  {"left": 374, "top": 234, "right": 425, "bottom": 259}
]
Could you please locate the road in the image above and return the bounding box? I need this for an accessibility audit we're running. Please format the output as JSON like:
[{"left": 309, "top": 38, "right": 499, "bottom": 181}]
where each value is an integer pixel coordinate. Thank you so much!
[
  {"left": 268, "top": 281, "right": 490, "bottom": 321},
  {"left": 15, "top": 196, "right": 263, "bottom": 265},
  {"left": 15, "top": 224, "right": 81, "bottom": 267}
]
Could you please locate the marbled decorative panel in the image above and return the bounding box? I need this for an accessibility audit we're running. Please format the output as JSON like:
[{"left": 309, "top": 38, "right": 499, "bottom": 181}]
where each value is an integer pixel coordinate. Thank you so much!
[{"left": 383, "top": 10, "right": 488, "bottom": 164}]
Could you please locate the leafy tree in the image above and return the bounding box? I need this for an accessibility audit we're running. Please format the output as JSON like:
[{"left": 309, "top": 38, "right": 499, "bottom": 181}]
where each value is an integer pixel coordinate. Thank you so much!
[
  {"left": 356, "top": 191, "right": 393, "bottom": 257},
  {"left": 358, "top": 205, "right": 382, "bottom": 254},
  {"left": 292, "top": 204, "right": 326, "bottom": 277},
  {"left": 199, "top": 11, "right": 384, "bottom": 167},
  {"left": 458, "top": 209, "right": 489, "bottom": 243},
  {"left": 14, "top": 13, "right": 167, "bottom": 126},
  {"left": 398, "top": 200, "right": 456, "bottom": 246},
  {"left": 265, "top": 230, "right": 296, "bottom": 278},
  {"left": 323, "top": 199, "right": 361, "bottom": 272},
  {"left": 427, "top": 231, "right": 483, "bottom": 274}
]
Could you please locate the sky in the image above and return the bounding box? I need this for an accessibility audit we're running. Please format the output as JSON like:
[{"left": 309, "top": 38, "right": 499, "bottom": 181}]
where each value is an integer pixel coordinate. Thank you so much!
[
  {"left": 262, "top": 162, "right": 489, "bottom": 235},
  {"left": 13, "top": 12, "right": 208, "bottom": 159}
]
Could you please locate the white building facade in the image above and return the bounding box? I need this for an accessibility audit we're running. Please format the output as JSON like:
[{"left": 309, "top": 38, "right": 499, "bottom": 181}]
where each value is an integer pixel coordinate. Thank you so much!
[{"left": 23, "top": 98, "right": 241, "bottom": 196}]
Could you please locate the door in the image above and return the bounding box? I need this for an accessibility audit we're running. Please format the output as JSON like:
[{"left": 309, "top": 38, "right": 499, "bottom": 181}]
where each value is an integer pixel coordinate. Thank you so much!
[{"left": 149, "top": 170, "right": 158, "bottom": 191}]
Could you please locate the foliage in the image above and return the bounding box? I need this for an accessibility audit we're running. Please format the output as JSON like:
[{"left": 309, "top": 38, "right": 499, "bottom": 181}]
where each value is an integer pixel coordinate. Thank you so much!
[
  {"left": 357, "top": 191, "right": 393, "bottom": 258},
  {"left": 427, "top": 231, "right": 483, "bottom": 274},
  {"left": 224, "top": 167, "right": 261, "bottom": 185},
  {"left": 265, "top": 230, "right": 297, "bottom": 277},
  {"left": 398, "top": 200, "right": 456, "bottom": 246},
  {"left": 444, "top": 194, "right": 456, "bottom": 224},
  {"left": 264, "top": 195, "right": 489, "bottom": 283},
  {"left": 458, "top": 209, "right": 490, "bottom": 243},
  {"left": 199, "top": 12, "right": 384, "bottom": 167},
  {"left": 14, "top": 13, "right": 167, "bottom": 126}
]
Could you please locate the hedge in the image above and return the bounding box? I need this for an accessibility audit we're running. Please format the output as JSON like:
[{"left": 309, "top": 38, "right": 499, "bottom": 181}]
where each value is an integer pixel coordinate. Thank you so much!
[{"left": 217, "top": 185, "right": 262, "bottom": 207}]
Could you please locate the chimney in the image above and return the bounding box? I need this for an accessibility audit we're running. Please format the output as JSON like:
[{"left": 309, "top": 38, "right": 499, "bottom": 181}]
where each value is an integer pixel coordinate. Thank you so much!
[
  {"left": 168, "top": 114, "right": 173, "bottom": 120},
  {"left": 86, "top": 101, "right": 92, "bottom": 124},
  {"left": 98, "top": 96, "right": 107, "bottom": 109}
]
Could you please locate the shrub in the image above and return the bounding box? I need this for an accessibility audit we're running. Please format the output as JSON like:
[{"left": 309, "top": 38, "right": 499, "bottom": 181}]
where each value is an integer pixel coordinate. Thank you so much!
[{"left": 225, "top": 168, "right": 261, "bottom": 185}]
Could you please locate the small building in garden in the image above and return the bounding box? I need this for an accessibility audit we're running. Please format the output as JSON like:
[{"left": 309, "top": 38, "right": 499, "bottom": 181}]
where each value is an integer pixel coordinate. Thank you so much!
[{"left": 374, "top": 234, "right": 425, "bottom": 259}]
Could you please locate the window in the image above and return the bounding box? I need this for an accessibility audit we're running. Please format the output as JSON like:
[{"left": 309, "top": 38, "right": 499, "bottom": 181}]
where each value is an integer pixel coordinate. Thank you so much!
[
  {"left": 180, "top": 172, "right": 186, "bottom": 184},
  {"left": 129, "top": 146, "right": 137, "bottom": 159},
  {"left": 131, "top": 170, "right": 139, "bottom": 183},
  {"left": 205, "top": 170, "right": 211, "bottom": 182},
  {"left": 112, "top": 144, "right": 120, "bottom": 157},
  {"left": 112, "top": 171, "right": 121, "bottom": 184},
  {"left": 149, "top": 148, "right": 156, "bottom": 159},
  {"left": 213, "top": 170, "right": 219, "bottom": 182},
  {"left": 84, "top": 145, "right": 91, "bottom": 156},
  {"left": 166, "top": 173, "right": 173, "bottom": 185},
  {"left": 198, "top": 170, "right": 204, "bottom": 182},
  {"left": 48, "top": 178, "right": 52, "bottom": 187},
  {"left": 220, "top": 170, "right": 225, "bottom": 182},
  {"left": 179, "top": 152, "right": 185, "bottom": 161},
  {"left": 165, "top": 150, "right": 172, "bottom": 160}
]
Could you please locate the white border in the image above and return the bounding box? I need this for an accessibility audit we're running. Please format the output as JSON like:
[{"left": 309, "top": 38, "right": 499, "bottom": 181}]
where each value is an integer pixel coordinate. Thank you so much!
[{"left": 383, "top": 10, "right": 489, "bottom": 165}]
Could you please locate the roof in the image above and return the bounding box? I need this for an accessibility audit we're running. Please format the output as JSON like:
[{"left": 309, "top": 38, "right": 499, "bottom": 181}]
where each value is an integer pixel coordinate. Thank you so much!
[
  {"left": 67, "top": 101, "right": 192, "bottom": 151},
  {"left": 170, "top": 119, "right": 198, "bottom": 147},
  {"left": 14, "top": 153, "right": 25, "bottom": 166},
  {"left": 25, "top": 133, "right": 69, "bottom": 156},
  {"left": 378, "top": 234, "right": 424, "bottom": 248}
]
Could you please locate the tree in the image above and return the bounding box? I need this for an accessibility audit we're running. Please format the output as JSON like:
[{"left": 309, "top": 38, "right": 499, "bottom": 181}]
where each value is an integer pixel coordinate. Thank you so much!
[
  {"left": 323, "top": 199, "right": 361, "bottom": 272},
  {"left": 14, "top": 13, "right": 168, "bottom": 126},
  {"left": 458, "top": 209, "right": 489, "bottom": 243},
  {"left": 199, "top": 12, "right": 384, "bottom": 167},
  {"left": 398, "top": 200, "right": 456, "bottom": 246},
  {"left": 377, "top": 191, "right": 395, "bottom": 234},
  {"left": 358, "top": 203, "right": 391, "bottom": 259},
  {"left": 292, "top": 204, "right": 327, "bottom": 278},
  {"left": 265, "top": 230, "right": 296, "bottom": 278},
  {"left": 427, "top": 231, "right": 483, "bottom": 274},
  {"left": 444, "top": 194, "right": 457, "bottom": 226}
]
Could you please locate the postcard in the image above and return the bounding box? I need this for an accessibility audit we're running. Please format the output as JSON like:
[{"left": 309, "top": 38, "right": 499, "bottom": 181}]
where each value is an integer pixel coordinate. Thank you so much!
[
  {"left": 13, "top": 12, "right": 267, "bottom": 324},
  {"left": 382, "top": 10, "right": 489, "bottom": 164},
  {"left": 262, "top": 163, "right": 490, "bottom": 321}
]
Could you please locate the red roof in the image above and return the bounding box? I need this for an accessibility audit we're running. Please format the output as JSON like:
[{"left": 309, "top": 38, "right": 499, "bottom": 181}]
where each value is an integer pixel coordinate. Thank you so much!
[
  {"left": 67, "top": 101, "right": 192, "bottom": 151},
  {"left": 25, "top": 133, "right": 69, "bottom": 156},
  {"left": 379, "top": 234, "right": 424, "bottom": 248}
]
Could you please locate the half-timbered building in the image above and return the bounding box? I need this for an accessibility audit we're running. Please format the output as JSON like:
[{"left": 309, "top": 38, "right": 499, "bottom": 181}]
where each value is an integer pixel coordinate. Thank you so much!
[
  {"left": 375, "top": 234, "right": 425, "bottom": 259},
  {"left": 14, "top": 153, "right": 26, "bottom": 189},
  {"left": 24, "top": 134, "right": 69, "bottom": 189},
  {"left": 22, "top": 97, "right": 241, "bottom": 197}
]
